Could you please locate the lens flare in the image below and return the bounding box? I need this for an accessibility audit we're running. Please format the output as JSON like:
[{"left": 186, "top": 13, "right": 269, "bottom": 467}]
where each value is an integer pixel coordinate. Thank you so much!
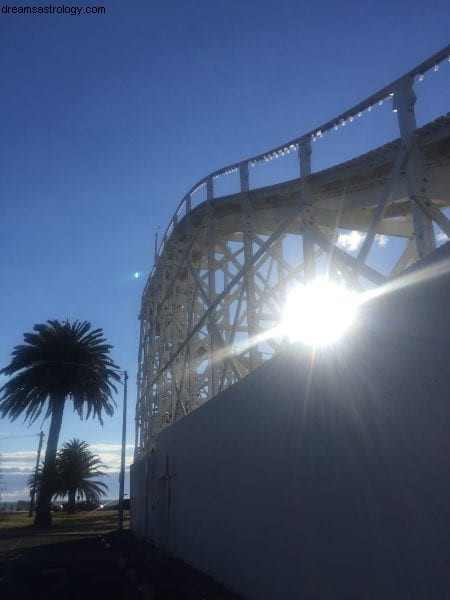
[{"left": 281, "top": 280, "right": 358, "bottom": 346}]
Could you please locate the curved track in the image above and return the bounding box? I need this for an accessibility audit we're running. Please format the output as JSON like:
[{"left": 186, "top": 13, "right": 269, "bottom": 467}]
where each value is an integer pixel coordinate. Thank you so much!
[{"left": 136, "top": 47, "right": 450, "bottom": 453}]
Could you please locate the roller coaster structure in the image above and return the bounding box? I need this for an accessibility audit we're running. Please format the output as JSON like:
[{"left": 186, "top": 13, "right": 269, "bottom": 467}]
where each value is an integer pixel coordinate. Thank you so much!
[{"left": 135, "top": 46, "right": 450, "bottom": 455}]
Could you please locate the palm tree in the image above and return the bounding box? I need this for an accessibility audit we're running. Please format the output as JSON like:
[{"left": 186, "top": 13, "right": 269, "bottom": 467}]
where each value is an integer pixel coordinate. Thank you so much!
[
  {"left": 28, "top": 439, "right": 108, "bottom": 514},
  {"left": 0, "top": 320, "right": 120, "bottom": 527},
  {"left": 55, "top": 439, "right": 108, "bottom": 513}
]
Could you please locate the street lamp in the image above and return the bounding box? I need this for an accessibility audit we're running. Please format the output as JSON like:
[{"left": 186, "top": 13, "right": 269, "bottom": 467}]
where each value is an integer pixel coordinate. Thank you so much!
[{"left": 117, "top": 370, "right": 128, "bottom": 531}]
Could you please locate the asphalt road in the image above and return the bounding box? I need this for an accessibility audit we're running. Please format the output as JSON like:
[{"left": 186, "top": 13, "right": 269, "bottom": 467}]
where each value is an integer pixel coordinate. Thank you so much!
[
  {"left": 0, "top": 527, "right": 241, "bottom": 600},
  {"left": 0, "top": 529, "right": 143, "bottom": 600}
]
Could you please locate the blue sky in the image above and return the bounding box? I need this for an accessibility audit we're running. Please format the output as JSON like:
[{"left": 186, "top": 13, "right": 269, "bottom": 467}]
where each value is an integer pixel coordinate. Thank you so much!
[{"left": 1, "top": 0, "right": 449, "bottom": 500}]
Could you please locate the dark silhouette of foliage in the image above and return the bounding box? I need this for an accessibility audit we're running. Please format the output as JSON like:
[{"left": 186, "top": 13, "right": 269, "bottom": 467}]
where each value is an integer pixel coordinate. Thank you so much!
[
  {"left": 0, "top": 320, "right": 120, "bottom": 527},
  {"left": 28, "top": 439, "right": 108, "bottom": 514},
  {"left": 28, "top": 464, "right": 59, "bottom": 502}
]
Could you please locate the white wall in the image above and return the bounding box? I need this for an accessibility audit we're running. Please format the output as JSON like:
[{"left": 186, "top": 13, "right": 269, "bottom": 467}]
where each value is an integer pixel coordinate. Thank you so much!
[{"left": 131, "top": 250, "right": 450, "bottom": 599}]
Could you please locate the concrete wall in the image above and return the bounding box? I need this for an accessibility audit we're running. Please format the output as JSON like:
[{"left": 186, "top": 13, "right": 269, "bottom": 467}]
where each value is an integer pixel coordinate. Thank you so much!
[{"left": 131, "top": 252, "right": 450, "bottom": 599}]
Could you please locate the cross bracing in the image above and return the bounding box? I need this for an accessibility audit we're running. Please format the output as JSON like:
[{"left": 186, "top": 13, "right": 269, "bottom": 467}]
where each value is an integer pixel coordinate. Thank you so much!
[{"left": 135, "top": 46, "right": 450, "bottom": 455}]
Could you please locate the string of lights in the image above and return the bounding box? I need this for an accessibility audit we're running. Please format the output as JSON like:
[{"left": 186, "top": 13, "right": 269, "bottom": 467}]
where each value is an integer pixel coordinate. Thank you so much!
[{"left": 148, "top": 46, "right": 450, "bottom": 278}]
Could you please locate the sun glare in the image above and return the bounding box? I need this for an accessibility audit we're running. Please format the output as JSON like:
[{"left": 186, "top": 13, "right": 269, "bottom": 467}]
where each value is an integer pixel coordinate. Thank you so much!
[{"left": 281, "top": 280, "right": 358, "bottom": 346}]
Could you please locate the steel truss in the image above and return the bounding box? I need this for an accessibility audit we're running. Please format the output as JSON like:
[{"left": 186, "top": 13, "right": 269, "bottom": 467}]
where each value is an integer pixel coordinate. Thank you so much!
[{"left": 136, "top": 51, "right": 450, "bottom": 455}]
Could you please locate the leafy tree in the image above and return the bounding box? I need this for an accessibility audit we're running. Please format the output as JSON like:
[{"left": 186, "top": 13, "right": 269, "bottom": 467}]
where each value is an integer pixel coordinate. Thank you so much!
[
  {"left": 0, "top": 320, "right": 120, "bottom": 527},
  {"left": 28, "top": 439, "right": 108, "bottom": 514}
]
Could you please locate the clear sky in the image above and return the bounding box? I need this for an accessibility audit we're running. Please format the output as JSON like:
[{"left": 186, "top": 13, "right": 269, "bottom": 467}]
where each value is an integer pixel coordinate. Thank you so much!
[{"left": 1, "top": 0, "right": 449, "bottom": 501}]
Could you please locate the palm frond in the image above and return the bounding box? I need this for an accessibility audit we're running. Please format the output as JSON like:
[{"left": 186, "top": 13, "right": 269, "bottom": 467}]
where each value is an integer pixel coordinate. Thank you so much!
[
  {"left": 30, "top": 439, "right": 110, "bottom": 504},
  {"left": 0, "top": 319, "right": 121, "bottom": 425}
]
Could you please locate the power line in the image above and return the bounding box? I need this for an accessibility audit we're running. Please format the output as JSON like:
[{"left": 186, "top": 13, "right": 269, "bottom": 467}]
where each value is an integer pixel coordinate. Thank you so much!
[{"left": 0, "top": 433, "right": 41, "bottom": 441}]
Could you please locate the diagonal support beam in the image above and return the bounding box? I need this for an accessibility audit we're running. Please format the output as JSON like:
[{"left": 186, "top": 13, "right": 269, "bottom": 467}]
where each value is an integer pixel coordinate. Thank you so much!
[
  {"left": 311, "top": 227, "right": 386, "bottom": 286},
  {"left": 186, "top": 261, "right": 245, "bottom": 381},
  {"left": 355, "top": 141, "right": 412, "bottom": 268},
  {"left": 412, "top": 196, "right": 450, "bottom": 238},
  {"left": 149, "top": 205, "right": 302, "bottom": 387}
]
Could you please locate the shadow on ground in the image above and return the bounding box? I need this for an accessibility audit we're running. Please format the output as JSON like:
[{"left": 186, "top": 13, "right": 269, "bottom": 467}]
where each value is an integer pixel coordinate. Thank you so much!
[{"left": 0, "top": 525, "right": 241, "bottom": 600}]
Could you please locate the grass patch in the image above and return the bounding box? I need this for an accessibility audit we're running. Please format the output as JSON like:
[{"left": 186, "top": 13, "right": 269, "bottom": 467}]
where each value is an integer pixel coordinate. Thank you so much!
[
  {"left": 0, "top": 510, "right": 129, "bottom": 533},
  {"left": 0, "top": 513, "right": 33, "bottom": 531}
]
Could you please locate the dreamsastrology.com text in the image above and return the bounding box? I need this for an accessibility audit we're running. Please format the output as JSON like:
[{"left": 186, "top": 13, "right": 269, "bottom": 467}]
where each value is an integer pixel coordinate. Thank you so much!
[{"left": 2, "top": 5, "right": 106, "bottom": 15}]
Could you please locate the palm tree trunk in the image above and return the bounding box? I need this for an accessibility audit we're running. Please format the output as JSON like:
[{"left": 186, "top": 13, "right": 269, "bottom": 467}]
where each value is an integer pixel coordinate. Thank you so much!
[{"left": 34, "top": 396, "right": 65, "bottom": 528}]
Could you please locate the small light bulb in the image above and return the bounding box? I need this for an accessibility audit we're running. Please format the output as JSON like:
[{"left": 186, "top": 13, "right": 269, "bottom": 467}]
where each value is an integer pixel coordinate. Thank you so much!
[
  {"left": 433, "top": 64, "right": 439, "bottom": 72},
  {"left": 418, "top": 73, "right": 424, "bottom": 82}
]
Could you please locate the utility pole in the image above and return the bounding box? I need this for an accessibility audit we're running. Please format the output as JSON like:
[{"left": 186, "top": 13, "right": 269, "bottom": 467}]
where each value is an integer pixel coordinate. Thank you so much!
[
  {"left": 29, "top": 431, "right": 45, "bottom": 517},
  {"left": 117, "top": 370, "right": 128, "bottom": 531}
]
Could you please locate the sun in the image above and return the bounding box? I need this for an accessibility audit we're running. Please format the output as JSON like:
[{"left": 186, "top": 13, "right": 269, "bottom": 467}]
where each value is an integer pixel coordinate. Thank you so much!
[{"left": 281, "top": 279, "right": 358, "bottom": 346}]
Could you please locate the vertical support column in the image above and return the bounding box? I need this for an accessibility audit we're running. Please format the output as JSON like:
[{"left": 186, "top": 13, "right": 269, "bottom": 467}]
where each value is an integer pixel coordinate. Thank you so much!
[
  {"left": 393, "top": 77, "right": 435, "bottom": 259},
  {"left": 298, "top": 136, "right": 316, "bottom": 281},
  {"left": 135, "top": 316, "right": 145, "bottom": 458},
  {"left": 159, "top": 265, "right": 169, "bottom": 433},
  {"left": 206, "top": 177, "right": 218, "bottom": 398},
  {"left": 206, "top": 177, "right": 214, "bottom": 203},
  {"left": 186, "top": 258, "right": 195, "bottom": 413},
  {"left": 240, "top": 161, "right": 259, "bottom": 371},
  {"left": 170, "top": 279, "right": 177, "bottom": 421},
  {"left": 274, "top": 237, "right": 287, "bottom": 310},
  {"left": 146, "top": 302, "right": 155, "bottom": 448},
  {"left": 240, "top": 161, "right": 250, "bottom": 193},
  {"left": 151, "top": 291, "right": 162, "bottom": 445},
  {"left": 220, "top": 240, "right": 231, "bottom": 391},
  {"left": 184, "top": 194, "right": 194, "bottom": 409}
]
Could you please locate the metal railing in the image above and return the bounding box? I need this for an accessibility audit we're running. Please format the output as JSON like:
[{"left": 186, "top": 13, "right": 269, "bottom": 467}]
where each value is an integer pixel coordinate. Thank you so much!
[{"left": 145, "top": 44, "right": 450, "bottom": 296}]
